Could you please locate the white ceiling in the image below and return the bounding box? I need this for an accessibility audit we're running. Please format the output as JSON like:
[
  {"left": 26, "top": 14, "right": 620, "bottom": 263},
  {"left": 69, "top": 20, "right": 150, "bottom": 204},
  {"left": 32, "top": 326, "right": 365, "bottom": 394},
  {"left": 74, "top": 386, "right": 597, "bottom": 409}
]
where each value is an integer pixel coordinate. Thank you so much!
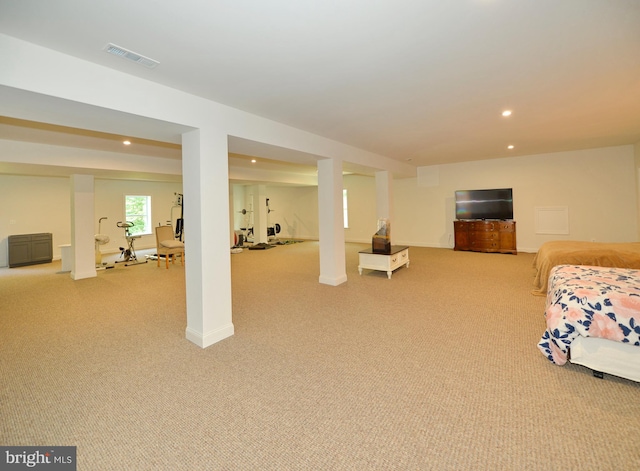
[{"left": 1, "top": 0, "right": 640, "bottom": 176}]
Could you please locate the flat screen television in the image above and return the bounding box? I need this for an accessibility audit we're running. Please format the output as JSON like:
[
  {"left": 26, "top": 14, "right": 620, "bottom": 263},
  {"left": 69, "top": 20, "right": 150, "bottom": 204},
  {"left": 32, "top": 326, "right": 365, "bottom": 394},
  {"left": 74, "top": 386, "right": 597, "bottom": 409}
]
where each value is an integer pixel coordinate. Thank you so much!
[{"left": 455, "top": 188, "right": 513, "bottom": 220}]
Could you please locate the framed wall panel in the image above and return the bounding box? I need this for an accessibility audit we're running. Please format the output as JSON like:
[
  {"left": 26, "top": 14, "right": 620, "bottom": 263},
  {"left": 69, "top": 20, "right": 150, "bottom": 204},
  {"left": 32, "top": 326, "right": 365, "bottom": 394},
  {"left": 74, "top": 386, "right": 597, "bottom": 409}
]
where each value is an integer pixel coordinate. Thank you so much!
[{"left": 535, "top": 206, "right": 569, "bottom": 235}]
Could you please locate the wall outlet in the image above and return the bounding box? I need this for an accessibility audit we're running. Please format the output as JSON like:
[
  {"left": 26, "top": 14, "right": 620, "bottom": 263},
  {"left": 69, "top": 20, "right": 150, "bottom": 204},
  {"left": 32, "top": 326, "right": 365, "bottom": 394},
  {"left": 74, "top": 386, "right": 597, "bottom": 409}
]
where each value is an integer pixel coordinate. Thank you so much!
[{"left": 9, "top": 219, "right": 16, "bottom": 225}]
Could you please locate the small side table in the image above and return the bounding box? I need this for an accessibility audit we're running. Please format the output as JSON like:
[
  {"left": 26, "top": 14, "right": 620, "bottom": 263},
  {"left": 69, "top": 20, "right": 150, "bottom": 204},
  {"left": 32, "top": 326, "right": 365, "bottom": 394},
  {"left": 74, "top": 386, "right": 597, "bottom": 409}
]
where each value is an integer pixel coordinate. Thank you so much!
[
  {"left": 358, "top": 246, "right": 410, "bottom": 279},
  {"left": 59, "top": 244, "right": 72, "bottom": 272}
]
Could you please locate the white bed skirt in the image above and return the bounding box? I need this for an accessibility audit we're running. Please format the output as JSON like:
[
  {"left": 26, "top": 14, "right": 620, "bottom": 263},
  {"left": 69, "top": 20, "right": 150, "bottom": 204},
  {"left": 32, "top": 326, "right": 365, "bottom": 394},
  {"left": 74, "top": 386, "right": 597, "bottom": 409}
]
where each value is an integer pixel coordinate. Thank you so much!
[{"left": 570, "top": 336, "right": 640, "bottom": 383}]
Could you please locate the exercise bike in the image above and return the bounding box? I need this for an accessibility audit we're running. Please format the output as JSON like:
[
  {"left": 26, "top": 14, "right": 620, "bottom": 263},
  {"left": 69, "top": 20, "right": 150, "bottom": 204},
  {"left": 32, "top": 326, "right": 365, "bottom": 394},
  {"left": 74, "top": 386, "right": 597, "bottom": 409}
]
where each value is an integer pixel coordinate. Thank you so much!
[{"left": 116, "top": 221, "right": 148, "bottom": 266}]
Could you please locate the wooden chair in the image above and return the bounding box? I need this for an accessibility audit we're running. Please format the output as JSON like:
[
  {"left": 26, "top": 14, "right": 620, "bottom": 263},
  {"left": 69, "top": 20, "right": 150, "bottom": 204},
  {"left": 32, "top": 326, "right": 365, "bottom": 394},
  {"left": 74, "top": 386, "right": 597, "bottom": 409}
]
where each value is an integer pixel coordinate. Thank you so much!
[{"left": 155, "top": 225, "right": 184, "bottom": 269}]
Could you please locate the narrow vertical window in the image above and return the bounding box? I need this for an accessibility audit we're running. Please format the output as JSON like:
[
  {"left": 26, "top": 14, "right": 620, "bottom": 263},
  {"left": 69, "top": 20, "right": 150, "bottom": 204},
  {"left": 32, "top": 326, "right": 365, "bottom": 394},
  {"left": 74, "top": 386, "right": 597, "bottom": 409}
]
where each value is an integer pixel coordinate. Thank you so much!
[
  {"left": 343, "top": 189, "right": 349, "bottom": 229},
  {"left": 125, "top": 195, "right": 152, "bottom": 235}
]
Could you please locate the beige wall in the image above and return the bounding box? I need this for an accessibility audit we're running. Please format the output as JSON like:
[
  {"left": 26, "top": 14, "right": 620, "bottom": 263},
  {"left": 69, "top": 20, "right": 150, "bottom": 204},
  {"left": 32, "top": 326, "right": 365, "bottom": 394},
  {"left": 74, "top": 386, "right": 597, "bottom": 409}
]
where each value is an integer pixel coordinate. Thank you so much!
[
  {"left": 395, "top": 145, "right": 638, "bottom": 251},
  {"left": 343, "top": 175, "right": 377, "bottom": 243},
  {"left": 228, "top": 145, "right": 638, "bottom": 251},
  {"left": 2, "top": 144, "right": 638, "bottom": 267},
  {"left": 264, "top": 185, "right": 319, "bottom": 240},
  {"left": 233, "top": 184, "right": 320, "bottom": 240},
  {"left": 635, "top": 141, "right": 640, "bottom": 241},
  {"left": 94, "top": 179, "right": 183, "bottom": 254},
  {"left": 0, "top": 175, "right": 182, "bottom": 267},
  {"left": 0, "top": 175, "right": 70, "bottom": 267}
]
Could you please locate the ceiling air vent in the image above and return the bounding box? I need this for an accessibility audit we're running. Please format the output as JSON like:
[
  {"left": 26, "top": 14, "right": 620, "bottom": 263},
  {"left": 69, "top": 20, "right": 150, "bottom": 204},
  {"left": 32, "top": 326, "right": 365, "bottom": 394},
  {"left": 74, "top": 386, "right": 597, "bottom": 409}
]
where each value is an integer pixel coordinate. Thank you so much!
[{"left": 104, "top": 43, "right": 159, "bottom": 69}]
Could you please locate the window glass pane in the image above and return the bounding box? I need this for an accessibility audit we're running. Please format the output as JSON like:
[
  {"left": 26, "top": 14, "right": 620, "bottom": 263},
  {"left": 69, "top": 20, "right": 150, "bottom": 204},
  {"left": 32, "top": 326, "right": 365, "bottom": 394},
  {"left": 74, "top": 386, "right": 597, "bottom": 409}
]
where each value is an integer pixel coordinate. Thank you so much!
[{"left": 125, "top": 195, "right": 151, "bottom": 235}]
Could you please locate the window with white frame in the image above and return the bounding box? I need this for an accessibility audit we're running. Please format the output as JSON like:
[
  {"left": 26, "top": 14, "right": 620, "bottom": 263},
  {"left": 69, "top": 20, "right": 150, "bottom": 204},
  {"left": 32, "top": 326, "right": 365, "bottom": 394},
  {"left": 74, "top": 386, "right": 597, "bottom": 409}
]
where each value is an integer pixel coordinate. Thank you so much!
[
  {"left": 125, "top": 195, "right": 152, "bottom": 235},
  {"left": 343, "top": 189, "right": 349, "bottom": 229}
]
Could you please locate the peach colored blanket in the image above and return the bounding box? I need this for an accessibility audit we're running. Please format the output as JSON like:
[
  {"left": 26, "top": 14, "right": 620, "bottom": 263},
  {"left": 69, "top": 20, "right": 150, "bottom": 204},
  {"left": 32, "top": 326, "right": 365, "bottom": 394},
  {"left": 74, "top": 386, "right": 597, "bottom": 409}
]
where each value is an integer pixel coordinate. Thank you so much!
[{"left": 532, "top": 241, "right": 640, "bottom": 296}]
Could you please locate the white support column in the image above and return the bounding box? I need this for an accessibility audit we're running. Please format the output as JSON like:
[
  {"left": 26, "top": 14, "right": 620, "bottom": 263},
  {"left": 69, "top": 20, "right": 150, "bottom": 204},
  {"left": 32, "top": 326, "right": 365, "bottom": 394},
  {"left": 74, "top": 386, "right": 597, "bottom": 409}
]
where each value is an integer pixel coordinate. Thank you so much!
[
  {"left": 182, "top": 128, "right": 234, "bottom": 348},
  {"left": 252, "top": 184, "right": 269, "bottom": 244},
  {"left": 242, "top": 187, "right": 255, "bottom": 242},
  {"left": 70, "top": 174, "right": 97, "bottom": 280},
  {"left": 229, "top": 185, "right": 234, "bottom": 247},
  {"left": 318, "top": 158, "right": 347, "bottom": 286},
  {"left": 231, "top": 184, "right": 245, "bottom": 233},
  {"left": 375, "top": 170, "right": 394, "bottom": 244}
]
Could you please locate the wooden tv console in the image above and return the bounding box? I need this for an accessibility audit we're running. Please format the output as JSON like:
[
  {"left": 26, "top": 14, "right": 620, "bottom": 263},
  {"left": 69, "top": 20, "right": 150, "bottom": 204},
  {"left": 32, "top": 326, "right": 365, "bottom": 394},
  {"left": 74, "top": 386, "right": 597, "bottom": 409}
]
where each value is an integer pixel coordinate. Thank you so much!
[{"left": 453, "top": 220, "right": 517, "bottom": 254}]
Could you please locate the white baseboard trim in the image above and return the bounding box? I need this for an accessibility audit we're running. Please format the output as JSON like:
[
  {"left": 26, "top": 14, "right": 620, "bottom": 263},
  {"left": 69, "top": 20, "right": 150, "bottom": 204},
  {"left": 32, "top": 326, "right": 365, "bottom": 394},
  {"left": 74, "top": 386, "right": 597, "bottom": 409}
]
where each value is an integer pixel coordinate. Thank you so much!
[
  {"left": 100, "top": 244, "right": 157, "bottom": 255},
  {"left": 186, "top": 323, "right": 234, "bottom": 349},
  {"left": 318, "top": 274, "right": 348, "bottom": 286},
  {"left": 70, "top": 270, "right": 97, "bottom": 280}
]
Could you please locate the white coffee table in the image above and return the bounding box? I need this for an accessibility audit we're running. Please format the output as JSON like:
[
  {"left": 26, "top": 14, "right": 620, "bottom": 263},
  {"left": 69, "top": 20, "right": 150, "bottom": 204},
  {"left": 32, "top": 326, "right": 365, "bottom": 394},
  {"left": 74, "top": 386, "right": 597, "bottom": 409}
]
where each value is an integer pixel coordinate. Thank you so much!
[{"left": 358, "top": 246, "right": 410, "bottom": 279}]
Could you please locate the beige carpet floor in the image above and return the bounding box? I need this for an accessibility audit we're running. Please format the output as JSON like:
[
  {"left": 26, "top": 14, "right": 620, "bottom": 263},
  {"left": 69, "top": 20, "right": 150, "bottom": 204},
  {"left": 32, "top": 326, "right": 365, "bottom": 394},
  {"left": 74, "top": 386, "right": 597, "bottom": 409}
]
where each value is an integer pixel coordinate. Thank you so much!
[{"left": 1, "top": 242, "right": 639, "bottom": 470}]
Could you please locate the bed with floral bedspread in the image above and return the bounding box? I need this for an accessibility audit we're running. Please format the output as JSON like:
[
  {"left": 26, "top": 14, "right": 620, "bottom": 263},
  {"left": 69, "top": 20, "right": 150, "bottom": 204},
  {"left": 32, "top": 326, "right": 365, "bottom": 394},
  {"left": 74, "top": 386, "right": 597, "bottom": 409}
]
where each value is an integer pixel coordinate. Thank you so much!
[
  {"left": 531, "top": 241, "right": 640, "bottom": 296},
  {"left": 538, "top": 265, "right": 640, "bottom": 366}
]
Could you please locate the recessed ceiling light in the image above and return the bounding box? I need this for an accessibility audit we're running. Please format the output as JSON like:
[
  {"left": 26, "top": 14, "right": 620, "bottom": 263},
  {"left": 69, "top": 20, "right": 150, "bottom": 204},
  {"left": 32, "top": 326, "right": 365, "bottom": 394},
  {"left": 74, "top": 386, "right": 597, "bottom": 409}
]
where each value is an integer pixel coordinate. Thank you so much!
[
  {"left": 251, "top": 159, "right": 256, "bottom": 163},
  {"left": 502, "top": 110, "right": 512, "bottom": 117},
  {"left": 123, "top": 140, "right": 131, "bottom": 146},
  {"left": 507, "top": 145, "right": 514, "bottom": 149}
]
